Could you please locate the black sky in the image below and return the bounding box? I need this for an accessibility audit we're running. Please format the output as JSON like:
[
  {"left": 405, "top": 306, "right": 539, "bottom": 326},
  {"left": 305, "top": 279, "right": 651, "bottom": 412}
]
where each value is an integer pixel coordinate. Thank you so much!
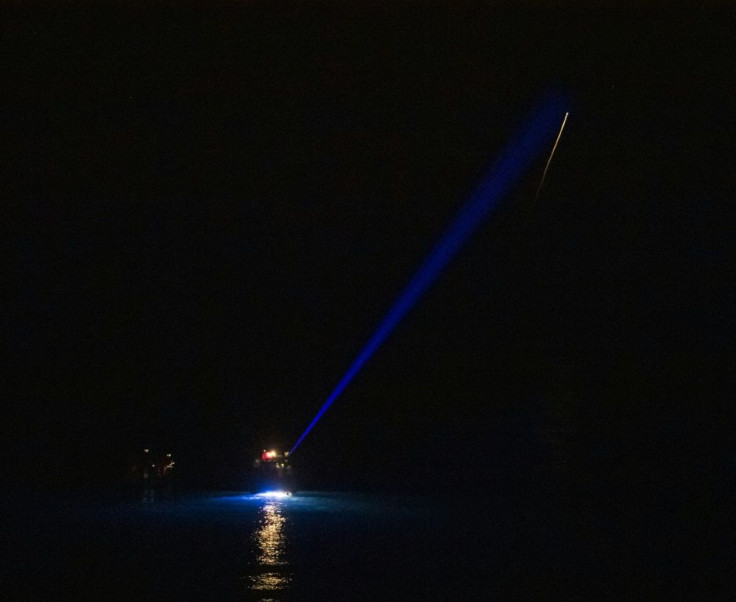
[{"left": 5, "top": 2, "right": 733, "bottom": 491}]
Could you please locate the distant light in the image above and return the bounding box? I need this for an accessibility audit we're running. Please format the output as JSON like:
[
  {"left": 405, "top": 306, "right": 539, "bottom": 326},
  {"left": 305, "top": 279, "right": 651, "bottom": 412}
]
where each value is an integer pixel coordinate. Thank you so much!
[
  {"left": 143, "top": 448, "right": 149, "bottom": 453},
  {"left": 256, "top": 490, "right": 291, "bottom": 498},
  {"left": 166, "top": 453, "right": 172, "bottom": 457}
]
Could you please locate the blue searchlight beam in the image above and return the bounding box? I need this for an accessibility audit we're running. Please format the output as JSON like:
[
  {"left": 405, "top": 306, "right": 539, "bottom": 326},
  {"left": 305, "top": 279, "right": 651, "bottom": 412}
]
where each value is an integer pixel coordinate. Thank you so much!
[{"left": 290, "top": 94, "right": 568, "bottom": 455}]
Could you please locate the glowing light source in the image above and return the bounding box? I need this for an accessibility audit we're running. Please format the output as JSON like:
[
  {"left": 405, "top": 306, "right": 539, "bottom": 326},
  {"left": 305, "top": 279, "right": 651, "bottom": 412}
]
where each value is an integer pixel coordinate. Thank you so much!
[
  {"left": 289, "top": 93, "right": 569, "bottom": 456},
  {"left": 256, "top": 490, "right": 291, "bottom": 498}
]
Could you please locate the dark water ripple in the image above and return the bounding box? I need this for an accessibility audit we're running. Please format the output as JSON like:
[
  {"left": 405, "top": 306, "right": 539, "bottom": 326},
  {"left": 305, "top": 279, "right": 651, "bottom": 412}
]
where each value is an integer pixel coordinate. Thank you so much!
[{"left": 1, "top": 488, "right": 704, "bottom": 600}]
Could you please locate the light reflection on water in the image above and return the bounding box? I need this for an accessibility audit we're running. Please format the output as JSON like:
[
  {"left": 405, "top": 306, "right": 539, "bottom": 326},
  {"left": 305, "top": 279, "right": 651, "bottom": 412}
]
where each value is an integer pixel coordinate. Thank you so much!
[
  {"left": 248, "top": 500, "right": 292, "bottom": 595},
  {"left": 210, "top": 492, "right": 424, "bottom": 598}
]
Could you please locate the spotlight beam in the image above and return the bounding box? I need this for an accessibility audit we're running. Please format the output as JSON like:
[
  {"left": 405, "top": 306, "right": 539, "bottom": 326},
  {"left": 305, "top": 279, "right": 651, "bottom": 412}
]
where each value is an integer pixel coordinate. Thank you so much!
[{"left": 290, "top": 94, "right": 568, "bottom": 455}]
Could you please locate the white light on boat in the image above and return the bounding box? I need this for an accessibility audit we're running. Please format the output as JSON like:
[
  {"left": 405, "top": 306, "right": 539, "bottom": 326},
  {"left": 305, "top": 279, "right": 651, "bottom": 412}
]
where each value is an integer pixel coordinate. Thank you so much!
[{"left": 256, "top": 490, "right": 291, "bottom": 498}]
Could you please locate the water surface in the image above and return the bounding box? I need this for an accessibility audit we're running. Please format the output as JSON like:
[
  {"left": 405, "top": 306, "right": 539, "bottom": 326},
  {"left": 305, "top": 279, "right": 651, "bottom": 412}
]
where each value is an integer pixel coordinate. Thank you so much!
[{"left": 3, "top": 488, "right": 625, "bottom": 600}]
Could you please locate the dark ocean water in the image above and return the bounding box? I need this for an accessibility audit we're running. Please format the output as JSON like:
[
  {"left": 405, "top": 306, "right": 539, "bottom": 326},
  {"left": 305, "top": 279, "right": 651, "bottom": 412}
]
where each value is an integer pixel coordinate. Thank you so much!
[
  {"left": 1, "top": 486, "right": 716, "bottom": 601},
  {"left": 0, "top": 488, "right": 575, "bottom": 600}
]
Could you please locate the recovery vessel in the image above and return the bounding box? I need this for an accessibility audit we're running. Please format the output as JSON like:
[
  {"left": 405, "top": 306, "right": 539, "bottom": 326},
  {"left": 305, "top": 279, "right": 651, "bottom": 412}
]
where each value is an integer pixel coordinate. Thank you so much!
[{"left": 251, "top": 449, "right": 295, "bottom": 494}]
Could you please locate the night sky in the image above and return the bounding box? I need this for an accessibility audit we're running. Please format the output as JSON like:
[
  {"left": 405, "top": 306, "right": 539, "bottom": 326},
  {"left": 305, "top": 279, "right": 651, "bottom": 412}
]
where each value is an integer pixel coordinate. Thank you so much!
[{"left": 5, "top": 3, "right": 733, "bottom": 494}]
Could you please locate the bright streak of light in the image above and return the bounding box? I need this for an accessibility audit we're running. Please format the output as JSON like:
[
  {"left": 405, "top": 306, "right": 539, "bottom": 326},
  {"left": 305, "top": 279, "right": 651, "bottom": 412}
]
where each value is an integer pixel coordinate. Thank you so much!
[
  {"left": 289, "top": 93, "right": 569, "bottom": 456},
  {"left": 532, "top": 111, "right": 569, "bottom": 208}
]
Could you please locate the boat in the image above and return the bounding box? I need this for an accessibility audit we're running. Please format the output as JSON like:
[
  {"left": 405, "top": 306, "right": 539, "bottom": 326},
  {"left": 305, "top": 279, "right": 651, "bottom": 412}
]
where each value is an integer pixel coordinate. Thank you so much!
[
  {"left": 126, "top": 448, "right": 176, "bottom": 486},
  {"left": 251, "top": 449, "right": 295, "bottom": 494}
]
